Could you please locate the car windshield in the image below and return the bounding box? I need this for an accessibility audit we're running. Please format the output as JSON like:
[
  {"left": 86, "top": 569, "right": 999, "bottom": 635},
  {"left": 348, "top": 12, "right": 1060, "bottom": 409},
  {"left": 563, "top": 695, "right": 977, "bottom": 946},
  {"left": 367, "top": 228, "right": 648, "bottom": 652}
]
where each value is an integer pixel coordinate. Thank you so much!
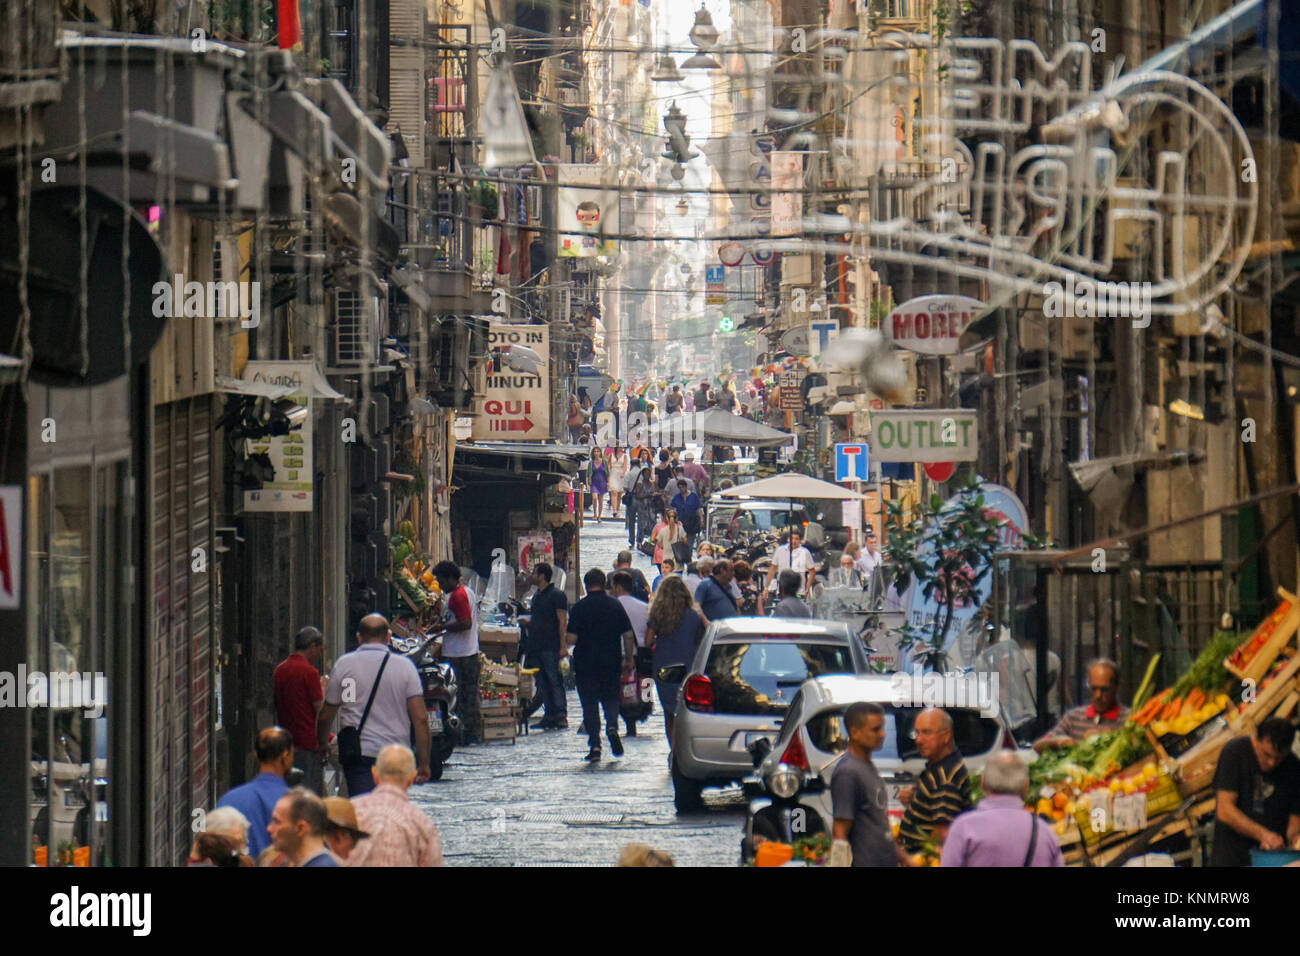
[
  {"left": 704, "top": 640, "right": 855, "bottom": 715},
  {"left": 711, "top": 507, "right": 805, "bottom": 535},
  {"left": 805, "top": 706, "right": 1001, "bottom": 760}
]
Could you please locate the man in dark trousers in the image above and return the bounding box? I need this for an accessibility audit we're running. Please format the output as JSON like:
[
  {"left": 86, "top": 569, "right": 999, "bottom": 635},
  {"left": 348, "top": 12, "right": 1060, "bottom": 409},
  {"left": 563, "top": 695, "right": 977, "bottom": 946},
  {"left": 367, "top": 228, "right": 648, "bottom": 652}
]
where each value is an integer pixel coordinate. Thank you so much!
[
  {"left": 273, "top": 626, "right": 325, "bottom": 794},
  {"left": 526, "top": 562, "right": 569, "bottom": 730},
  {"left": 563, "top": 569, "right": 636, "bottom": 762}
]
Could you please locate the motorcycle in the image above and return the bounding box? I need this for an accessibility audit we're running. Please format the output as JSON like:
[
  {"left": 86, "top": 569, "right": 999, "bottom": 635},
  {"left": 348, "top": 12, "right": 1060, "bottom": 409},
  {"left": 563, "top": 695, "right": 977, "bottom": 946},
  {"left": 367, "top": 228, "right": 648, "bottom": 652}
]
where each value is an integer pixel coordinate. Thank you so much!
[{"left": 390, "top": 630, "right": 461, "bottom": 781}]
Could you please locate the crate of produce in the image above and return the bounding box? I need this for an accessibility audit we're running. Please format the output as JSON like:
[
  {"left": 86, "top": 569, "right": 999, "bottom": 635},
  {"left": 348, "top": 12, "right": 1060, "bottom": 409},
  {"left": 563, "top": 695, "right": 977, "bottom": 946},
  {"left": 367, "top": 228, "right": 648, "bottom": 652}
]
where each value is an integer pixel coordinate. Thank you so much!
[
  {"left": 1224, "top": 589, "right": 1298, "bottom": 683},
  {"left": 1145, "top": 775, "right": 1181, "bottom": 817},
  {"left": 1157, "top": 714, "right": 1229, "bottom": 758},
  {"left": 480, "top": 694, "right": 516, "bottom": 711}
]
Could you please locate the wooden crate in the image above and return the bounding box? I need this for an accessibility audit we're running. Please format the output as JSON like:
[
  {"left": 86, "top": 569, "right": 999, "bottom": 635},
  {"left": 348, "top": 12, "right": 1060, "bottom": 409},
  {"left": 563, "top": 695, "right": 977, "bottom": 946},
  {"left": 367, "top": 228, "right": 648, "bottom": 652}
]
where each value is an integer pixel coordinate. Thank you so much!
[
  {"left": 1224, "top": 589, "right": 1298, "bottom": 683},
  {"left": 480, "top": 626, "right": 521, "bottom": 663},
  {"left": 484, "top": 661, "right": 519, "bottom": 687},
  {"left": 480, "top": 711, "right": 518, "bottom": 743}
]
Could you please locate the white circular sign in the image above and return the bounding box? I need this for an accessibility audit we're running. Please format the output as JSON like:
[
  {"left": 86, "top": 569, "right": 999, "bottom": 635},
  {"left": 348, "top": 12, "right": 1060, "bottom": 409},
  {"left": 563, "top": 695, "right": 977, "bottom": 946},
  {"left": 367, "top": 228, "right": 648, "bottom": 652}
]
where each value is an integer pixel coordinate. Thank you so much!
[
  {"left": 718, "top": 242, "right": 746, "bottom": 267},
  {"left": 883, "top": 294, "right": 988, "bottom": 355}
]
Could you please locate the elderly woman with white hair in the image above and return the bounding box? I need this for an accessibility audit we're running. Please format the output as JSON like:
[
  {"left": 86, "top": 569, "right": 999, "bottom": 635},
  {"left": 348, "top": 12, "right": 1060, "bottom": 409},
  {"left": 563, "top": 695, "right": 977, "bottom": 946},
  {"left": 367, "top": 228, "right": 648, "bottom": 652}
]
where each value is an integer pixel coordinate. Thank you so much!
[{"left": 187, "top": 806, "right": 254, "bottom": 866}]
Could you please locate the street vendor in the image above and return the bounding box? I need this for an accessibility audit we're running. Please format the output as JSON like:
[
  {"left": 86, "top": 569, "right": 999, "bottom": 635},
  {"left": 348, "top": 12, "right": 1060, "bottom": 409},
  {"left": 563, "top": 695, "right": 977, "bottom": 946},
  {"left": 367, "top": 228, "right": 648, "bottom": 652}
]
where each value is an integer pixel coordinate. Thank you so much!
[
  {"left": 1033, "top": 659, "right": 1130, "bottom": 753},
  {"left": 898, "top": 708, "right": 973, "bottom": 852},
  {"left": 1210, "top": 717, "right": 1300, "bottom": 866}
]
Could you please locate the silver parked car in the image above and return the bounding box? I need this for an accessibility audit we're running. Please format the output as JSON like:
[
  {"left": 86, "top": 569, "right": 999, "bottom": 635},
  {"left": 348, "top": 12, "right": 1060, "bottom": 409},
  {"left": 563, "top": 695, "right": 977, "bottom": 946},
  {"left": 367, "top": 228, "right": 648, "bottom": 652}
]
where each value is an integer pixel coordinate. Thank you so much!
[
  {"left": 663, "top": 618, "right": 870, "bottom": 814},
  {"left": 741, "top": 673, "right": 1034, "bottom": 860}
]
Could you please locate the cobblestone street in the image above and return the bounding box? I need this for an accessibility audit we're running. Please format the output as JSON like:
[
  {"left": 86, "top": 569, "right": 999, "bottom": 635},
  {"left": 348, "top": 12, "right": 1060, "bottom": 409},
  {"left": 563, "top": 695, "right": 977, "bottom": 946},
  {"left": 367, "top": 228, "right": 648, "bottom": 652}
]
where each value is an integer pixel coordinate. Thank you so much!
[{"left": 409, "top": 513, "right": 746, "bottom": 866}]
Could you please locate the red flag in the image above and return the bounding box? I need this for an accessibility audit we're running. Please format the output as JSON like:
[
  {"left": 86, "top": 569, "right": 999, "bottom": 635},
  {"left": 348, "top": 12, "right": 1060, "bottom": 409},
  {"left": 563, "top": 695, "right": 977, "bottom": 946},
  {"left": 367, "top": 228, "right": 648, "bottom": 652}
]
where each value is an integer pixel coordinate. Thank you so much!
[{"left": 277, "top": 0, "right": 301, "bottom": 49}]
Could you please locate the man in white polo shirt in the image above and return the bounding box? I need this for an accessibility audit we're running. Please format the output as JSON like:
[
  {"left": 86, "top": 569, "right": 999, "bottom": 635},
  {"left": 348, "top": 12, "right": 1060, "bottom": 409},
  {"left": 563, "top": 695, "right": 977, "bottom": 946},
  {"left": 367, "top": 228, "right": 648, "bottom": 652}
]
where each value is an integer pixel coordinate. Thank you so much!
[
  {"left": 769, "top": 528, "right": 816, "bottom": 595},
  {"left": 317, "top": 613, "right": 430, "bottom": 797}
]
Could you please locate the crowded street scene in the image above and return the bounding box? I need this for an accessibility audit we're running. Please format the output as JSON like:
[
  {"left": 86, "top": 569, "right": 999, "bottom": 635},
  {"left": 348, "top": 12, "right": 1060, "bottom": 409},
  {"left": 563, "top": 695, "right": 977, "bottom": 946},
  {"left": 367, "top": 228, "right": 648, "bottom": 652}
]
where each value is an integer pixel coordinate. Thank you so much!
[{"left": 6, "top": 0, "right": 1300, "bottom": 929}]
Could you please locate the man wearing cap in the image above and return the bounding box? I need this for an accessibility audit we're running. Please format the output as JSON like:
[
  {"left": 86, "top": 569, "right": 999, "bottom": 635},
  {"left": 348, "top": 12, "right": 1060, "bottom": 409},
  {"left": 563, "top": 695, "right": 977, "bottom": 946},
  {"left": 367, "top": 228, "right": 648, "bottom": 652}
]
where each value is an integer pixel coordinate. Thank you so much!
[
  {"left": 274, "top": 626, "right": 326, "bottom": 794},
  {"left": 347, "top": 744, "right": 444, "bottom": 866},
  {"left": 322, "top": 797, "right": 370, "bottom": 862},
  {"left": 680, "top": 452, "right": 710, "bottom": 499}
]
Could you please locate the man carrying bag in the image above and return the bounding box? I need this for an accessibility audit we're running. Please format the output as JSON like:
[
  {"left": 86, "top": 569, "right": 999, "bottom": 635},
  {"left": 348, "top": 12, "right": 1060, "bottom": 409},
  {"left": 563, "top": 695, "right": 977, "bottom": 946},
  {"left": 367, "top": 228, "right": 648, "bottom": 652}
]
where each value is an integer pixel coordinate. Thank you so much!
[{"left": 318, "top": 614, "right": 431, "bottom": 796}]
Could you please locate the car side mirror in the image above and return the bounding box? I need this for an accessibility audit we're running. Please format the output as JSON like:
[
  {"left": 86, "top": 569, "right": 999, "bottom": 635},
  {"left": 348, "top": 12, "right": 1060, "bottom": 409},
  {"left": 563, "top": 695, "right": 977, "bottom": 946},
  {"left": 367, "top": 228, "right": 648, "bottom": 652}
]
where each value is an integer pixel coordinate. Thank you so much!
[{"left": 657, "top": 663, "right": 687, "bottom": 684}]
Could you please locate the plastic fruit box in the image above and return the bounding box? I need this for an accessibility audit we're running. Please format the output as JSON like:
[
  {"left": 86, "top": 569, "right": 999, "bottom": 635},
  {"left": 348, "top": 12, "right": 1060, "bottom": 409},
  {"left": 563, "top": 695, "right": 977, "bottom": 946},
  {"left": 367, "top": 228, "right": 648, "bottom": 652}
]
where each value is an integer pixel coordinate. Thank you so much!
[{"left": 1144, "top": 776, "right": 1181, "bottom": 817}]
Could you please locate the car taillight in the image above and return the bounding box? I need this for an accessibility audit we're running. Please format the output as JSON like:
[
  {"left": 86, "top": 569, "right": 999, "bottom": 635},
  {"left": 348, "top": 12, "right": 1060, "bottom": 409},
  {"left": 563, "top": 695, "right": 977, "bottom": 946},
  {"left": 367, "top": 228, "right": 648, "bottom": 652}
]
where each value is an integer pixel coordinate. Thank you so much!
[
  {"left": 682, "top": 675, "right": 714, "bottom": 712},
  {"left": 780, "top": 730, "right": 810, "bottom": 772}
]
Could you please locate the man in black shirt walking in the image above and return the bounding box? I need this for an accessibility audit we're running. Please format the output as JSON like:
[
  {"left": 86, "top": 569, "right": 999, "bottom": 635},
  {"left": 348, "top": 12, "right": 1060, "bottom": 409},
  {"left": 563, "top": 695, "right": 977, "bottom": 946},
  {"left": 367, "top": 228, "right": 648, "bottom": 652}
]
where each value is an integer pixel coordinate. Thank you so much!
[
  {"left": 1210, "top": 718, "right": 1300, "bottom": 865},
  {"left": 613, "top": 550, "right": 651, "bottom": 601},
  {"left": 564, "top": 569, "right": 636, "bottom": 762},
  {"left": 525, "top": 563, "right": 569, "bottom": 730}
]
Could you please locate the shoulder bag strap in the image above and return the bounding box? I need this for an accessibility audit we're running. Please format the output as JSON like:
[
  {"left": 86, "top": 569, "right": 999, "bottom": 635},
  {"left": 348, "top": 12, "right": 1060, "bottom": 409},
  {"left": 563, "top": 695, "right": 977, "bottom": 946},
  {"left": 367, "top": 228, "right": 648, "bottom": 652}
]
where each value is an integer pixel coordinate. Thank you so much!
[
  {"left": 1022, "top": 811, "right": 1040, "bottom": 867},
  {"left": 356, "top": 651, "right": 391, "bottom": 736}
]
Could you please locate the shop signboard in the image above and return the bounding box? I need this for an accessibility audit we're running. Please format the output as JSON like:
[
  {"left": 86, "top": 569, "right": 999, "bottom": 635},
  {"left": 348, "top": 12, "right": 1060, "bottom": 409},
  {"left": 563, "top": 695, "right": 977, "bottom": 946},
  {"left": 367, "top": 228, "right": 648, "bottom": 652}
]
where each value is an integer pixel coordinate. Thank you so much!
[
  {"left": 779, "top": 326, "right": 809, "bottom": 357},
  {"left": 517, "top": 532, "right": 554, "bottom": 573},
  {"left": 779, "top": 369, "right": 805, "bottom": 411},
  {"left": 474, "top": 323, "right": 550, "bottom": 440},
  {"left": 884, "top": 294, "right": 988, "bottom": 355},
  {"left": 243, "top": 360, "right": 314, "bottom": 512},
  {"left": 868, "top": 409, "right": 977, "bottom": 462},
  {"left": 770, "top": 151, "right": 803, "bottom": 235}
]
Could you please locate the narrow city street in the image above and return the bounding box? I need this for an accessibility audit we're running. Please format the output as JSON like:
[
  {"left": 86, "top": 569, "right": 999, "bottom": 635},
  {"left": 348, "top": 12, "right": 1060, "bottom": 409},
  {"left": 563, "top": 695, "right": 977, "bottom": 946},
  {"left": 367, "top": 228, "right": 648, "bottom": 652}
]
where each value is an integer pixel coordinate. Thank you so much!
[{"left": 409, "top": 515, "right": 746, "bottom": 866}]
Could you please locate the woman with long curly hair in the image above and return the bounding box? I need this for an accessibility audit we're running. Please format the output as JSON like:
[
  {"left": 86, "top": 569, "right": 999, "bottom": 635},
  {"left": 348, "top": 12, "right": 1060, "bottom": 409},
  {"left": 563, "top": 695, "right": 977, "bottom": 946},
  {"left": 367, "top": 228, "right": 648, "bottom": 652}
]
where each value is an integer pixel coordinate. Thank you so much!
[{"left": 644, "top": 575, "right": 706, "bottom": 744}]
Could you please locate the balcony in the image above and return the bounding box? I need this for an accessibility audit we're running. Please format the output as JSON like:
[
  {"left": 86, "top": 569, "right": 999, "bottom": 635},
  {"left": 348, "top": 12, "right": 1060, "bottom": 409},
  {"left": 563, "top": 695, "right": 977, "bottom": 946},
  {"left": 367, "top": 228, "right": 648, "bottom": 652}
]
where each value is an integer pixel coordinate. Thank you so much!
[{"left": 0, "top": 1, "right": 60, "bottom": 109}]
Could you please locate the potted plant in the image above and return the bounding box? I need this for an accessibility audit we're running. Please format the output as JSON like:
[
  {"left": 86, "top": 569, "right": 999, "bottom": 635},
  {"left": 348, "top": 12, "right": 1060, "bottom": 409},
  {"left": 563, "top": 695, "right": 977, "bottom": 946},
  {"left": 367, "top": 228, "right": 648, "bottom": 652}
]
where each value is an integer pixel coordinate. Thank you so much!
[{"left": 469, "top": 179, "right": 498, "bottom": 222}]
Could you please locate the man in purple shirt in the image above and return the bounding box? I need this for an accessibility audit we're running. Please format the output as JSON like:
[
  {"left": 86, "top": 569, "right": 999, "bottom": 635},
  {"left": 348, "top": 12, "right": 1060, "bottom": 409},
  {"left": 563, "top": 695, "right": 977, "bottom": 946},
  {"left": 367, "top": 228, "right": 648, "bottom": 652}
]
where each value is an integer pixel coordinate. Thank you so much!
[
  {"left": 941, "top": 750, "right": 1064, "bottom": 867},
  {"left": 680, "top": 452, "right": 710, "bottom": 498}
]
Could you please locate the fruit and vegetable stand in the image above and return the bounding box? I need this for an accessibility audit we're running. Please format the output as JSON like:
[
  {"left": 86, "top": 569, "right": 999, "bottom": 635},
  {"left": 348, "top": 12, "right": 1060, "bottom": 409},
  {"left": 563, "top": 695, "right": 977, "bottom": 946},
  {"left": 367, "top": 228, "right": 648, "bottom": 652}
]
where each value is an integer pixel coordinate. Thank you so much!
[
  {"left": 1033, "top": 591, "right": 1300, "bottom": 867},
  {"left": 389, "top": 522, "right": 443, "bottom": 624}
]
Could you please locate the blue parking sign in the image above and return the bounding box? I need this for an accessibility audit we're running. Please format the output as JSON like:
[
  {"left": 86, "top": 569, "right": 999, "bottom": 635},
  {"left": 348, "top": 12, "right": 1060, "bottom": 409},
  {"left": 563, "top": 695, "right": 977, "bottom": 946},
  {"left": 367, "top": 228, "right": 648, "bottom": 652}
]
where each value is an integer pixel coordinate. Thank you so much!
[{"left": 835, "top": 443, "right": 869, "bottom": 482}]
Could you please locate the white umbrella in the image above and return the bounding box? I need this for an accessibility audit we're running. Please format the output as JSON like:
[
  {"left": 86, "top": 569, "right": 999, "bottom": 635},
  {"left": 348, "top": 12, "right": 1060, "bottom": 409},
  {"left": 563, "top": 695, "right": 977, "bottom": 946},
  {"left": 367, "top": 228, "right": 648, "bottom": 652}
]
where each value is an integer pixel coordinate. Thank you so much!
[{"left": 717, "top": 472, "right": 867, "bottom": 500}]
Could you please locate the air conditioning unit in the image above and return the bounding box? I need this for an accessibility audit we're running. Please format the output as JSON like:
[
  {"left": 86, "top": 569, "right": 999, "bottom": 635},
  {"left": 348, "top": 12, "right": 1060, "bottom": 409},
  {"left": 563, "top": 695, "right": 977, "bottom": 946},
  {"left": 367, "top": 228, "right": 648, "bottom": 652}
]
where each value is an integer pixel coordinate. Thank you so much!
[{"left": 429, "top": 316, "right": 472, "bottom": 409}]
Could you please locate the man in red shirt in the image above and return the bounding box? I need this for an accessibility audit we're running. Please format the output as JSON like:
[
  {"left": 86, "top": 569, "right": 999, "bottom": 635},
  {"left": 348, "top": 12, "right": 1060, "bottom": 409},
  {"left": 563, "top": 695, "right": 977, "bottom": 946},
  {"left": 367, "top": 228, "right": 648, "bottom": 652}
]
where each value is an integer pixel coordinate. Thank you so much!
[{"left": 274, "top": 626, "right": 326, "bottom": 793}]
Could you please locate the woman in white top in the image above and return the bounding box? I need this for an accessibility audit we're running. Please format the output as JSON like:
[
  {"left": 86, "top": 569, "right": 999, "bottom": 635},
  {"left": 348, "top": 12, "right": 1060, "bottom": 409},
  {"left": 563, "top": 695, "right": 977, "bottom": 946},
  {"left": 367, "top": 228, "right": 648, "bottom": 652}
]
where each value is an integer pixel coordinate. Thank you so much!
[{"left": 607, "top": 443, "right": 630, "bottom": 518}]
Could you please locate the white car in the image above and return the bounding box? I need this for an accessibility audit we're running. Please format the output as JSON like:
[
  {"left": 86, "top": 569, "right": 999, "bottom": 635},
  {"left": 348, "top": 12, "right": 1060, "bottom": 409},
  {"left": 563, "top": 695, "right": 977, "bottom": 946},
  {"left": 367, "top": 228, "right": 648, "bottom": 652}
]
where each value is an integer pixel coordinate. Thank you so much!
[{"left": 741, "top": 673, "right": 1035, "bottom": 860}]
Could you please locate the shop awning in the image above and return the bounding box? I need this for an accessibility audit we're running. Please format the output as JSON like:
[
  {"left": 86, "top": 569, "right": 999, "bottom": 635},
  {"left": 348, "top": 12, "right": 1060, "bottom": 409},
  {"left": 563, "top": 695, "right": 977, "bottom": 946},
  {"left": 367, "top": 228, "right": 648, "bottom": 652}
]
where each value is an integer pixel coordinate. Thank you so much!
[
  {"left": 718, "top": 472, "right": 868, "bottom": 500},
  {"left": 454, "top": 442, "right": 589, "bottom": 482}
]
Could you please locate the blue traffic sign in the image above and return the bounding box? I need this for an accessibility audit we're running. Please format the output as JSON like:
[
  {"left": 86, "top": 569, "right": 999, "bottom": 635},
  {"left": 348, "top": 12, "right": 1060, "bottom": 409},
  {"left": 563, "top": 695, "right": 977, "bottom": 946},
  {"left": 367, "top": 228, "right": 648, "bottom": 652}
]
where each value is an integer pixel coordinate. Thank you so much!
[{"left": 835, "top": 442, "right": 869, "bottom": 482}]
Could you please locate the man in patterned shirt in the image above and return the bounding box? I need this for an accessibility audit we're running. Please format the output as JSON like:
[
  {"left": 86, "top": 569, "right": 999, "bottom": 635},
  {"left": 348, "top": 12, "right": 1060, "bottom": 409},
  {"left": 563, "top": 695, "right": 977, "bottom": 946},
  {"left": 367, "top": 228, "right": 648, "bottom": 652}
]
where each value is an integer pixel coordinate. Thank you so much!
[
  {"left": 898, "top": 708, "right": 972, "bottom": 851},
  {"left": 1034, "top": 658, "right": 1130, "bottom": 753},
  {"left": 347, "top": 745, "right": 443, "bottom": 867}
]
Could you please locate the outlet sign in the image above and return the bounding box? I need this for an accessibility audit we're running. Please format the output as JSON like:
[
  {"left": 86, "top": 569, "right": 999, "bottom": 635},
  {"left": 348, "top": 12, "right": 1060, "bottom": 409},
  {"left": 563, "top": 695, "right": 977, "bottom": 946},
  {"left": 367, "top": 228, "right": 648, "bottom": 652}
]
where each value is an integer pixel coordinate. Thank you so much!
[
  {"left": 884, "top": 295, "right": 987, "bottom": 355},
  {"left": 869, "top": 409, "right": 977, "bottom": 462}
]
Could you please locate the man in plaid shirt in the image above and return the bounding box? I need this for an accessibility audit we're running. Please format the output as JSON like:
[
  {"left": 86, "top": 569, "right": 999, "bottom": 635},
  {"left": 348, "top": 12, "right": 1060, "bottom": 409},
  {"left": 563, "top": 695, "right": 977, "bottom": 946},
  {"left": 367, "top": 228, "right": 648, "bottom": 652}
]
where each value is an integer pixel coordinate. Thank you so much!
[
  {"left": 1034, "top": 659, "right": 1130, "bottom": 753},
  {"left": 347, "top": 745, "right": 443, "bottom": 867}
]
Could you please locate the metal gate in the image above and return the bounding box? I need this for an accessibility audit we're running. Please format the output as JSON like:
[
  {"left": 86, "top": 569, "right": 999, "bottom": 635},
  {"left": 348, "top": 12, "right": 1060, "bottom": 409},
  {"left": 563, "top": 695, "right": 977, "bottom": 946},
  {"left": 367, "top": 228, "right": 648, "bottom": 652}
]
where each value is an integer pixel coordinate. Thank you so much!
[{"left": 149, "top": 397, "right": 215, "bottom": 866}]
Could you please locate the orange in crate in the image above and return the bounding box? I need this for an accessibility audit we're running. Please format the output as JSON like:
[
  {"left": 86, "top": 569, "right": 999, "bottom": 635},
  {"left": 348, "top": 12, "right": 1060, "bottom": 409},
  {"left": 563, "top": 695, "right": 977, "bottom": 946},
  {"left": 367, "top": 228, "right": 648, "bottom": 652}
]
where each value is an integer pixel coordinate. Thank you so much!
[
  {"left": 754, "top": 841, "right": 794, "bottom": 867},
  {"left": 34, "top": 845, "right": 47, "bottom": 867},
  {"left": 74, "top": 846, "right": 90, "bottom": 867}
]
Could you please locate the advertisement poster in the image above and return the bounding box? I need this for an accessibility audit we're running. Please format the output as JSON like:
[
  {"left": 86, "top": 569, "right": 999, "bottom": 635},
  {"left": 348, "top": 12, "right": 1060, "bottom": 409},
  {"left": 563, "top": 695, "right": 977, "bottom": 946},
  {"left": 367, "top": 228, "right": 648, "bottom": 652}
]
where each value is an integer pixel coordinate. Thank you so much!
[
  {"left": 769, "top": 151, "right": 803, "bottom": 236},
  {"left": 557, "top": 164, "right": 619, "bottom": 258},
  {"left": 517, "top": 532, "right": 554, "bottom": 573},
  {"left": 473, "top": 323, "right": 551, "bottom": 440},
  {"left": 242, "top": 360, "right": 314, "bottom": 512}
]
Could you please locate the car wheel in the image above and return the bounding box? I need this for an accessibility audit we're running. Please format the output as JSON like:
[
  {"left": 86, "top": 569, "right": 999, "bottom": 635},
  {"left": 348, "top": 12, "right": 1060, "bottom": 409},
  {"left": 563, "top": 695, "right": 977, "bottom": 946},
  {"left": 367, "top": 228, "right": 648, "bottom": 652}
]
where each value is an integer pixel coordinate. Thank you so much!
[{"left": 671, "top": 756, "right": 704, "bottom": 814}]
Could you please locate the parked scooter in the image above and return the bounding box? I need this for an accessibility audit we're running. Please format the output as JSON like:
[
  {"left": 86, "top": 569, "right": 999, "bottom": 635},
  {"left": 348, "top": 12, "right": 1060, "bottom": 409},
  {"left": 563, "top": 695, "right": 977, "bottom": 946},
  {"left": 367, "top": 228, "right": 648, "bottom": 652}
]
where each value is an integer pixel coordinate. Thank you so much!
[{"left": 390, "top": 630, "right": 461, "bottom": 781}]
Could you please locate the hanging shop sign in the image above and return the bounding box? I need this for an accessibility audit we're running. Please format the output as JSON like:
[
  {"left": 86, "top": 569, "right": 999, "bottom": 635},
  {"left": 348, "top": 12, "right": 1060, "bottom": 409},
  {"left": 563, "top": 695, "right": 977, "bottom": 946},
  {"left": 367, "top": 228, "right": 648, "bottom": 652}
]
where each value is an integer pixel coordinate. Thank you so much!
[
  {"left": 243, "top": 360, "right": 315, "bottom": 512},
  {"left": 557, "top": 164, "right": 619, "bottom": 258},
  {"left": 770, "top": 151, "right": 803, "bottom": 236},
  {"left": 884, "top": 294, "right": 988, "bottom": 355},
  {"left": 779, "top": 326, "right": 810, "bottom": 357},
  {"left": 473, "top": 323, "right": 551, "bottom": 440},
  {"left": 517, "top": 532, "right": 554, "bottom": 573},
  {"left": 868, "top": 409, "right": 977, "bottom": 462}
]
